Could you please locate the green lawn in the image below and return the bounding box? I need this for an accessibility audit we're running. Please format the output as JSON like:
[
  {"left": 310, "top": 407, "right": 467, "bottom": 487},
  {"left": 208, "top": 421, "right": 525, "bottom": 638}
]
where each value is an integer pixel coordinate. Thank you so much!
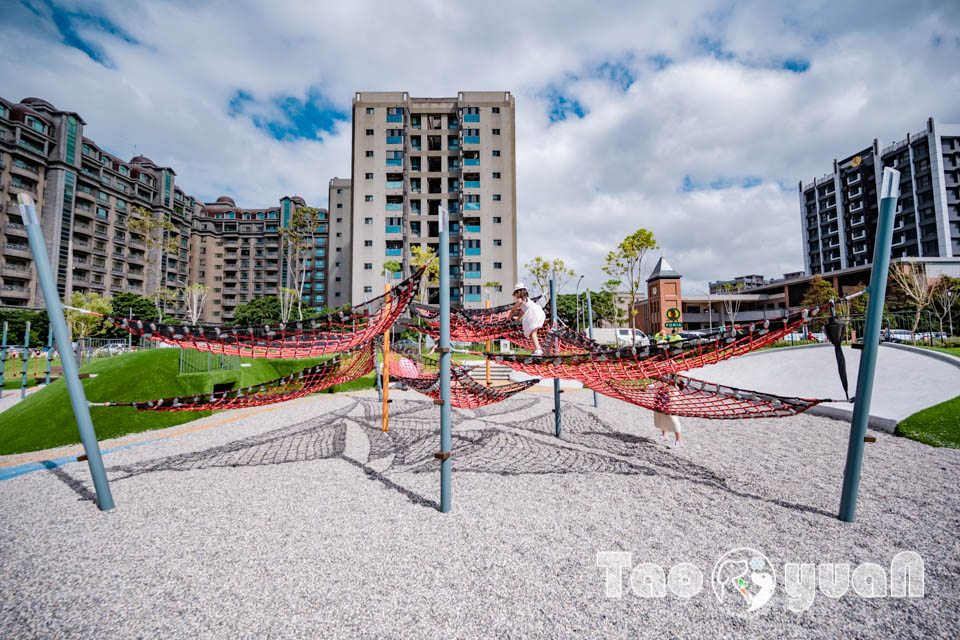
[
  {"left": 0, "top": 349, "right": 373, "bottom": 455},
  {"left": 896, "top": 394, "right": 960, "bottom": 449},
  {"left": 915, "top": 345, "right": 960, "bottom": 358}
]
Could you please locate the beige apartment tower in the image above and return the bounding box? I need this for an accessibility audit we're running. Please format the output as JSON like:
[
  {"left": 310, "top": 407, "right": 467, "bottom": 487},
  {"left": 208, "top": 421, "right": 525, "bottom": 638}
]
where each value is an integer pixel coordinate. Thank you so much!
[{"left": 349, "top": 91, "right": 518, "bottom": 307}]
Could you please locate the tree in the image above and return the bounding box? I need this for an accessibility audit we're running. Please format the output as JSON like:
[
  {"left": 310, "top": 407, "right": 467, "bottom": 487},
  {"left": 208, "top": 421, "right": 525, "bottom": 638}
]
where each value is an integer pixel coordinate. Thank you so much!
[
  {"left": 524, "top": 257, "right": 576, "bottom": 295},
  {"left": 281, "top": 206, "right": 326, "bottom": 320},
  {"left": 382, "top": 260, "right": 402, "bottom": 281},
  {"left": 602, "top": 229, "right": 658, "bottom": 341},
  {"left": 601, "top": 279, "right": 626, "bottom": 326},
  {"left": 483, "top": 281, "right": 501, "bottom": 303},
  {"left": 129, "top": 206, "right": 181, "bottom": 322},
  {"left": 931, "top": 276, "right": 959, "bottom": 340},
  {"left": 109, "top": 292, "right": 158, "bottom": 323},
  {"left": 888, "top": 262, "right": 936, "bottom": 337},
  {"left": 65, "top": 291, "right": 110, "bottom": 340},
  {"left": 799, "top": 276, "right": 837, "bottom": 332},
  {"left": 183, "top": 283, "right": 210, "bottom": 324},
  {"left": 231, "top": 296, "right": 281, "bottom": 326},
  {"left": 278, "top": 287, "right": 299, "bottom": 323},
  {"left": 0, "top": 309, "right": 50, "bottom": 348},
  {"left": 718, "top": 282, "right": 745, "bottom": 327},
  {"left": 410, "top": 245, "right": 439, "bottom": 303}
]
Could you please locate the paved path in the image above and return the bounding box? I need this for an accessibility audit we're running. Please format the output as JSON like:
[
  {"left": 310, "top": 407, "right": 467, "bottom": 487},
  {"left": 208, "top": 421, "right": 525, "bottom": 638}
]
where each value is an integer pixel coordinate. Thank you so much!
[{"left": 686, "top": 343, "right": 960, "bottom": 431}]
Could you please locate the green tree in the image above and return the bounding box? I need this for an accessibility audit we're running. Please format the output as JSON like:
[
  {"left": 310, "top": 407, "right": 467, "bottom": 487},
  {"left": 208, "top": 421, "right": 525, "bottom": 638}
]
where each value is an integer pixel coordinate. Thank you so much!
[
  {"left": 585, "top": 289, "right": 618, "bottom": 327},
  {"left": 524, "top": 257, "right": 576, "bottom": 295},
  {"left": 0, "top": 309, "right": 50, "bottom": 348},
  {"left": 382, "top": 260, "right": 402, "bottom": 281},
  {"left": 410, "top": 245, "right": 439, "bottom": 303},
  {"left": 602, "top": 229, "right": 658, "bottom": 340},
  {"left": 109, "top": 292, "right": 158, "bottom": 323},
  {"left": 281, "top": 206, "right": 326, "bottom": 320},
  {"left": 65, "top": 291, "right": 110, "bottom": 340},
  {"left": 231, "top": 296, "right": 282, "bottom": 326},
  {"left": 800, "top": 275, "right": 837, "bottom": 331}
]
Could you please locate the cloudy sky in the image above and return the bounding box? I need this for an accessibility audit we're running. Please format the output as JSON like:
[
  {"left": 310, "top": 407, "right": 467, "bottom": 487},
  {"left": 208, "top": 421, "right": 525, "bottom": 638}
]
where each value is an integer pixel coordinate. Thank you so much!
[{"left": 3, "top": 0, "right": 959, "bottom": 293}]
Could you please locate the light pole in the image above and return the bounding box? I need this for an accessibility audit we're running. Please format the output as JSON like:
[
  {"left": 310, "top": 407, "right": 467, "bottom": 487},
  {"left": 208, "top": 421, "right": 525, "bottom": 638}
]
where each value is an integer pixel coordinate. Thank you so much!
[
  {"left": 574, "top": 275, "right": 584, "bottom": 333},
  {"left": 692, "top": 288, "right": 713, "bottom": 331}
]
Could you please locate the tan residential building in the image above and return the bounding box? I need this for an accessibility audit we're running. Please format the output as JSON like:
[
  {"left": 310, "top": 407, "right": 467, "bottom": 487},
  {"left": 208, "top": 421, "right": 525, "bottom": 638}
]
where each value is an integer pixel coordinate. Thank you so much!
[
  {"left": 327, "top": 177, "right": 352, "bottom": 306},
  {"left": 349, "top": 91, "right": 518, "bottom": 307}
]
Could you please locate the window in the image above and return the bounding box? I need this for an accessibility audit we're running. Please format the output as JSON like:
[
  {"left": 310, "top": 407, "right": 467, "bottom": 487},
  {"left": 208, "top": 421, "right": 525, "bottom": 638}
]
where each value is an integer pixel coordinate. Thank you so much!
[
  {"left": 366, "top": 129, "right": 374, "bottom": 135},
  {"left": 336, "top": 247, "right": 342, "bottom": 252},
  {"left": 492, "top": 150, "right": 500, "bottom": 157},
  {"left": 365, "top": 150, "right": 374, "bottom": 157},
  {"left": 492, "top": 129, "right": 500, "bottom": 135},
  {"left": 493, "top": 172, "right": 500, "bottom": 179},
  {"left": 493, "top": 216, "right": 502, "bottom": 223},
  {"left": 364, "top": 286, "right": 372, "bottom": 293},
  {"left": 336, "top": 232, "right": 342, "bottom": 238},
  {"left": 493, "top": 239, "right": 502, "bottom": 246},
  {"left": 494, "top": 262, "right": 502, "bottom": 269},
  {"left": 364, "top": 240, "right": 373, "bottom": 246},
  {"left": 365, "top": 195, "right": 373, "bottom": 202},
  {"left": 336, "top": 188, "right": 343, "bottom": 194},
  {"left": 365, "top": 172, "right": 373, "bottom": 179},
  {"left": 336, "top": 217, "right": 342, "bottom": 223},
  {"left": 492, "top": 107, "right": 500, "bottom": 114},
  {"left": 364, "top": 263, "right": 372, "bottom": 270},
  {"left": 364, "top": 218, "right": 373, "bottom": 224},
  {"left": 493, "top": 194, "right": 501, "bottom": 201},
  {"left": 366, "top": 107, "right": 374, "bottom": 114},
  {"left": 336, "top": 203, "right": 342, "bottom": 208}
]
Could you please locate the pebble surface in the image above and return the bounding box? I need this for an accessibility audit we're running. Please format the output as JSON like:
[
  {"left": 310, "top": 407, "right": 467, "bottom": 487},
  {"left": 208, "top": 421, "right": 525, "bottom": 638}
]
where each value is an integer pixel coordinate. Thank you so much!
[{"left": 1, "top": 389, "right": 957, "bottom": 638}]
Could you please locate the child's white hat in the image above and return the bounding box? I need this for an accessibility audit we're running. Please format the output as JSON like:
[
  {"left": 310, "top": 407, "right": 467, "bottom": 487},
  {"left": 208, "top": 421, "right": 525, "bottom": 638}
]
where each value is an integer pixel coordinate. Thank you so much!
[{"left": 513, "top": 282, "right": 526, "bottom": 292}]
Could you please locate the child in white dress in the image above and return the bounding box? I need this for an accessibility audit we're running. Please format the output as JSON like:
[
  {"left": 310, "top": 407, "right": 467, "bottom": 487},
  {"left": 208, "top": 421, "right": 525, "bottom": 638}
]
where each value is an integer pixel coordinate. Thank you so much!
[{"left": 508, "top": 283, "right": 546, "bottom": 356}]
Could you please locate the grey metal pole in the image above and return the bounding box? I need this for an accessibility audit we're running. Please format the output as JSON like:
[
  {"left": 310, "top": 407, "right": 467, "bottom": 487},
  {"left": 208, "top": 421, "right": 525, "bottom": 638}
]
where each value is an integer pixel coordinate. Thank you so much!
[
  {"left": 586, "top": 289, "right": 598, "bottom": 408},
  {"left": 839, "top": 167, "right": 900, "bottom": 523},
  {"left": 0, "top": 321, "right": 7, "bottom": 391},
  {"left": 45, "top": 325, "right": 53, "bottom": 385},
  {"left": 438, "top": 207, "right": 452, "bottom": 512},
  {"left": 550, "top": 278, "right": 561, "bottom": 437},
  {"left": 18, "top": 194, "right": 114, "bottom": 511},
  {"left": 20, "top": 321, "right": 30, "bottom": 400}
]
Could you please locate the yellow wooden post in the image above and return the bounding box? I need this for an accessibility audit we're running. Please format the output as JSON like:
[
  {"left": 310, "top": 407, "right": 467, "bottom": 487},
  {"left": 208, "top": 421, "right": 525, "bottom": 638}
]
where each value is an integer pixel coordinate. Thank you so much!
[
  {"left": 485, "top": 297, "right": 491, "bottom": 386},
  {"left": 381, "top": 283, "right": 391, "bottom": 432}
]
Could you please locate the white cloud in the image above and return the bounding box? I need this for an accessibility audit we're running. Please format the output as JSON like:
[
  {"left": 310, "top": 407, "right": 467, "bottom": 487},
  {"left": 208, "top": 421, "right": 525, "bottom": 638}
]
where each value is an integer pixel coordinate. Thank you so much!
[{"left": 2, "top": 0, "right": 959, "bottom": 294}]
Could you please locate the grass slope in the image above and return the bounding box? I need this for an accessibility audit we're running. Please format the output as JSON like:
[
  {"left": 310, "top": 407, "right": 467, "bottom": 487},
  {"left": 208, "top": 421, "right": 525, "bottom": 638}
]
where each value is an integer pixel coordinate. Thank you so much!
[
  {"left": 896, "top": 394, "right": 960, "bottom": 449},
  {"left": 0, "top": 348, "right": 372, "bottom": 455}
]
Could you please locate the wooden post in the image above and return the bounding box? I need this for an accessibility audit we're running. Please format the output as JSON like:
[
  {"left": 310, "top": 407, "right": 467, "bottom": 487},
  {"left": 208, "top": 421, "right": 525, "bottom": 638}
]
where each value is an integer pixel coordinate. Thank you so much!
[
  {"left": 381, "top": 283, "right": 391, "bottom": 432},
  {"left": 485, "top": 297, "right": 491, "bottom": 386}
]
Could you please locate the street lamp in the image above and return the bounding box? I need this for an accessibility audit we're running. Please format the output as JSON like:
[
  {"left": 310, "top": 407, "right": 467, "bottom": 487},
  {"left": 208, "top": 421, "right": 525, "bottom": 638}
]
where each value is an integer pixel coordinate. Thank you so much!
[
  {"left": 574, "top": 275, "right": 584, "bottom": 333},
  {"left": 691, "top": 287, "right": 713, "bottom": 330}
]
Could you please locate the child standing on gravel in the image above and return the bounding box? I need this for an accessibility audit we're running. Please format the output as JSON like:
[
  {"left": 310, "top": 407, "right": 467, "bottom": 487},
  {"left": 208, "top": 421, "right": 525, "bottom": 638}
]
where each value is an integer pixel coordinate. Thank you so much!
[{"left": 508, "top": 283, "right": 546, "bottom": 356}]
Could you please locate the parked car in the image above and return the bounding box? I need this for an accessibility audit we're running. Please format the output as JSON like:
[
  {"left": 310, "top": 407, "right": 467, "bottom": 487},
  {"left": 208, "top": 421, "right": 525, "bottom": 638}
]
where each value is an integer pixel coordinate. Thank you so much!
[{"left": 590, "top": 328, "right": 650, "bottom": 347}]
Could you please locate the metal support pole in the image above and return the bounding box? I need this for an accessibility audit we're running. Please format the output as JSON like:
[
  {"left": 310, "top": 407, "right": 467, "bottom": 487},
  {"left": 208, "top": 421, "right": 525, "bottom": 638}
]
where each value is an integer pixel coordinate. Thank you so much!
[
  {"left": 18, "top": 194, "right": 114, "bottom": 511},
  {"left": 45, "top": 325, "right": 53, "bottom": 385},
  {"left": 20, "top": 321, "right": 30, "bottom": 400},
  {"left": 439, "top": 207, "right": 452, "bottom": 512},
  {"left": 839, "top": 168, "right": 900, "bottom": 523},
  {"left": 1, "top": 321, "right": 7, "bottom": 391},
  {"left": 550, "top": 278, "right": 561, "bottom": 437},
  {"left": 485, "top": 296, "right": 491, "bottom": 385},
  {"left": 381, "top": 283, "right": 391, "bottom": 432},
  {"left": 586, "top": 290, "right": 598, "bottom": 408}
]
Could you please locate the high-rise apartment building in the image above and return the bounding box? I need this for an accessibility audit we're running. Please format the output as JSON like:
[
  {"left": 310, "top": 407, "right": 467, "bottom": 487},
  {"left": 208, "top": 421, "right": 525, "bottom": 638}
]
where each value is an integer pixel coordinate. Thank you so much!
[
  {"left": 800, "top": 117, "right": 960, "bottom": 275},
  {"left": 349, "top": 91, "right": 518, "bottom": 307},
  {"left": 0, "top": 96, "right": 326, "bottom": 322},
  {"left": 327, "top": 177, "right": 353, "bottom": 306}
]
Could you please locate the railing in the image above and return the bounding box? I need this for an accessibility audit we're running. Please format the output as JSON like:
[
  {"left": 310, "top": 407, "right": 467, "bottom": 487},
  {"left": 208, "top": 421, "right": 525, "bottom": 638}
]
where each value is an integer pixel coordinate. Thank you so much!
[
  {"left": 5, "top": 243, "right": 29, "bottom": 252},
  {"left": 3, "top": 263, "right": 30, "bottom": 273}
]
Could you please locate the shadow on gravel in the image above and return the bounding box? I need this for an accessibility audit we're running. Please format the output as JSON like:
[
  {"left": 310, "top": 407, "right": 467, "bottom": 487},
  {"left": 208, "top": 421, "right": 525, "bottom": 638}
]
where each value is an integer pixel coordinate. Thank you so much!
[
  {"left": 41, "top": 460, "right": 97, "bottom": 503},
  {"left": 73, "top": 396, "right": 832, "bottom": 518}
]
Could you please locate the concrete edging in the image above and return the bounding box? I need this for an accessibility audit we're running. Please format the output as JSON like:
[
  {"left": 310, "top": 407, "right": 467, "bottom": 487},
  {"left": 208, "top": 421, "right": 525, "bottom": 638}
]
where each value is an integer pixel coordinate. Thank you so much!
[{"left": 881, "top": 342, "right": 960, "bottom": 369}]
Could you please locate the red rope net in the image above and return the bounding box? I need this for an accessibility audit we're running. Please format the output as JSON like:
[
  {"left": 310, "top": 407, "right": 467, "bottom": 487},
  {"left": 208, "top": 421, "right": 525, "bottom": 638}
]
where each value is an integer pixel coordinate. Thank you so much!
[
  {"left": 386, "top": 349, "right": 539, "bottom": 409},
  {"left": 589, "top": 374, "right": 823, "bottom": 419},
  {"left": 100, "top": 266, "right": 425, "bottom": 359},
  {"left": 95, "top": 344, "right": 375, "bottom": 411}
]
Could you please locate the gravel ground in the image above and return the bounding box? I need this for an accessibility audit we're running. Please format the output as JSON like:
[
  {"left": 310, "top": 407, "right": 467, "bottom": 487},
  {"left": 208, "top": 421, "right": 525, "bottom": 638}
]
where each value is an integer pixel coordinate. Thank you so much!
[{"left": 1, "top": 389, "right": 958, "bottom": 638}]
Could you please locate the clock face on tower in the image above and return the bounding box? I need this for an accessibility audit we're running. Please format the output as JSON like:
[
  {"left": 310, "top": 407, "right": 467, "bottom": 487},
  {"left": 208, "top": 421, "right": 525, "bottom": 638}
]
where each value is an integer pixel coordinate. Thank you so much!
[{"left": 851, "top": 155, "right": 862, "bottom": 168}]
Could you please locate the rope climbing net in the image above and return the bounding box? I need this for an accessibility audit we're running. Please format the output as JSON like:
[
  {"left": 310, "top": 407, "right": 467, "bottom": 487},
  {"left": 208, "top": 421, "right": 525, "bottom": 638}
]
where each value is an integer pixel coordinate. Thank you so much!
[
  {"left": 92, "top": 343, "right": 376, "bottom": 412},
  {"left": 96, "top": 266, "right": 425, "bottom": 359}
]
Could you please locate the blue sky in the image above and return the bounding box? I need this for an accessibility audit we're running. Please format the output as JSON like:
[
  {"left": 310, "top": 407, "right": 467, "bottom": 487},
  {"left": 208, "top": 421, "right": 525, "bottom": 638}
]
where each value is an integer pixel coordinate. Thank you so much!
[{"left": 2, "top": 0, "right": 959, "bottom": 292}]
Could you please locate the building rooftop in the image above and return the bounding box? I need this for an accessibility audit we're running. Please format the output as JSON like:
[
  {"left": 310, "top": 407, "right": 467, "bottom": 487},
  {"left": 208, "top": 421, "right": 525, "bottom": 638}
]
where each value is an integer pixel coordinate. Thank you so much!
[{"left": 647, "top": 257, "right": 681, "bottom": 282}]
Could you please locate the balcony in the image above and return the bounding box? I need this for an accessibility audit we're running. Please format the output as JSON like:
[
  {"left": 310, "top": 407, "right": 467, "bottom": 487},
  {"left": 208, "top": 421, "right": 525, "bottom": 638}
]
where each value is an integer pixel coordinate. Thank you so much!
[
  {"left": 464, "top": 181, "right": 480, "bottom": 188},
  {"left": 386, "top": 136, "right": 403, "bottom": 144},
  {"left": 464, "top": 272, "right": 481, "bottom": 279},
  {"left": 386, "top": 114, "right": 403, "bottom": 123},
  {"left": 4, "top": 222, "right": 27, "bottom": 237},
  {"left": 5, "top": 243, "right": 30, "bottom": 254},
  {"left": 385, "top": 225, "right": 402, "bottom": 234},
  {"left": 850, "top": 215, "right": 865, "bottom": 227},
  {"left": 465, "top": 225, "right": 481, "bottom": 233},
  {"left": 386, "top": 158, "right": 403, "bottom": 167},
  {"left": 93, "top": 245, "right": 107, "bottom": 256},
  {"left": 91, "top": 262, "right": 106, "bottom": 272},
  {"left": 463, "top": 136, "right": 480, "bottom": 144},
  {"left": 386, "top": 180, "right": 403, "bottom": 189},
  {"left": 465, "top": 248, "right": 480, "bottom": 256},
  {"left": 464, "top": 204, "right": 480, "bottom": 212},
  {"left": 466, "top": 293, "right": 482, "bottom": 302},
  {"left": 464, "top": 158, "right": 480, "bottom": 166},
  {"left": 385, "top": 203, "right": 402, "bottom": 211},
  {"left": 385, "top": 248, "right": 402, "bottom": 256},
  {"left": 128, "top": 254, "right": 144, "bottom": 264},
  {"left": 463, "top": 114, "right": 480, "bottom": 123},
  {"left": 1, "top": 285, "right": 29, "bottom": 298},
  {"left": 2, "top": 263, "right": 30, "bottom": 276},
  {"left": 75, "top": 206, "right": 94, "bottom": 219},
  {"left": 94, "top": 229, "right": 108, "bottom": 238}
]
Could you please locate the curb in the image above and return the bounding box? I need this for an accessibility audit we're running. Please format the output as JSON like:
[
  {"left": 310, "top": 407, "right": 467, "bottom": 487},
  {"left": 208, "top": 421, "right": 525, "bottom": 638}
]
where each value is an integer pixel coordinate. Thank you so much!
[{"left": 881, "top": 342, "right": 960, "bottom": 369}]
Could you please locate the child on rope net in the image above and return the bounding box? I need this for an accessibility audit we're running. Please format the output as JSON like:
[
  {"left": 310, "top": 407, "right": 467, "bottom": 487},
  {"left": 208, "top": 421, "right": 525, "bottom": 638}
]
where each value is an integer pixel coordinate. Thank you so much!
[{"left": 508, "top": 283, "right": 546, "bottom": 356}]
